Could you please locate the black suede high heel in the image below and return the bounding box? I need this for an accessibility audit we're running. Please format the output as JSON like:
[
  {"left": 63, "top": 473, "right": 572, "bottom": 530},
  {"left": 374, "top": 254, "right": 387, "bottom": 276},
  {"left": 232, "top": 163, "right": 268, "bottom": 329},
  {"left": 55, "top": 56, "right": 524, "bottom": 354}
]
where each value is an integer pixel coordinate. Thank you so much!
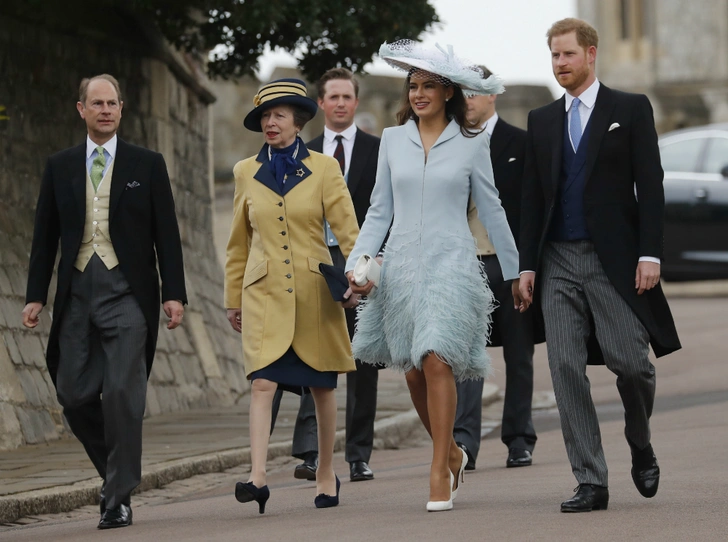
[
  {"left": 314, "top": 475, "right": 341, "bottom": 509},
  {"left": 235, "top": 482, "right": 270, "bottom": 514}
]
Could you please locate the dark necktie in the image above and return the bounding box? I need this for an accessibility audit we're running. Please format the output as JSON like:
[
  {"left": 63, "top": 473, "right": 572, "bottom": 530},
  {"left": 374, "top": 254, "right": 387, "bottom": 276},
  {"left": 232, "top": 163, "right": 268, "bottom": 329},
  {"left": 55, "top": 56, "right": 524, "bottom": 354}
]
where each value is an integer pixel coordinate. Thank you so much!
[{"left": 333, "top": 135, "right": 345, "bottom": 175}]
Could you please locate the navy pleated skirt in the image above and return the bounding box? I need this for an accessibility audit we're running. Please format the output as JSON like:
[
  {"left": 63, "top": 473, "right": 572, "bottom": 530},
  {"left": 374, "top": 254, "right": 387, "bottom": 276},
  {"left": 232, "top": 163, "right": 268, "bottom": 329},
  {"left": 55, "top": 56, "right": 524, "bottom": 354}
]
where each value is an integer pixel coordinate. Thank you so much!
[{"left": 249, "top": 347, "right": 338, "bottom": 394}]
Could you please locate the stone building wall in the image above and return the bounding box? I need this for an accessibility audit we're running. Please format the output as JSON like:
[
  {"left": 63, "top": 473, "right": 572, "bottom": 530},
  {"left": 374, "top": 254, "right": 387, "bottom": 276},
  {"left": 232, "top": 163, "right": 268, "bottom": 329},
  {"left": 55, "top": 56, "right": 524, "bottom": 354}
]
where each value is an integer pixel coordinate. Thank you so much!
[
  {"left": 0, "top": 16, "right": 247, "bottom": 450},
  {"left": 209, "top": 67, "right": 553, "bottom": 183}
]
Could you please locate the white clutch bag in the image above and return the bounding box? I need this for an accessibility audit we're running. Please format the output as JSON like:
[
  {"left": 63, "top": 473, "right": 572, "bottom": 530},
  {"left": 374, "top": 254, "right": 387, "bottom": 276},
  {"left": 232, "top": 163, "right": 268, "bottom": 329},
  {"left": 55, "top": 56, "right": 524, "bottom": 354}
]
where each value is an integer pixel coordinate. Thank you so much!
[{"left": 353, "top": 254, "right": 381, "bottom": 287}]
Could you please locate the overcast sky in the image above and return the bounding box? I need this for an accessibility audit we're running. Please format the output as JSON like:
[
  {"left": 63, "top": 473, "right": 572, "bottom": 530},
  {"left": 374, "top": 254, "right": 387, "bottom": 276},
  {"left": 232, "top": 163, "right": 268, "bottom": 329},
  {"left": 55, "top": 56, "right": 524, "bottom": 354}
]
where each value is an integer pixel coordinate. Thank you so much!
[{"left": 257, "top": 0, "right": 577, "bottom": 98}]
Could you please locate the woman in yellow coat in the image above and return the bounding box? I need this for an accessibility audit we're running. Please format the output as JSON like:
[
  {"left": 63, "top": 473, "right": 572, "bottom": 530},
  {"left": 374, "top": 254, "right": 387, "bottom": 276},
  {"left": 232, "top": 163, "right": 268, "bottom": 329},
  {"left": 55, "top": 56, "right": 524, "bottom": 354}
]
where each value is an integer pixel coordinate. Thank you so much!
[{"left": 224, "top": 79, "right": 360, "bottom": 513}]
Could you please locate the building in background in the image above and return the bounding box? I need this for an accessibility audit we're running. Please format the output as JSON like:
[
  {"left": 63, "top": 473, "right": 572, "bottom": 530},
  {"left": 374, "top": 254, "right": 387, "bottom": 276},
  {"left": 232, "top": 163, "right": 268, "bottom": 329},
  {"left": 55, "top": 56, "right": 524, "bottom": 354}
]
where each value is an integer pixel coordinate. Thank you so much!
[{"left": 578, "top": 0, "right": 728, "bottom": 132}]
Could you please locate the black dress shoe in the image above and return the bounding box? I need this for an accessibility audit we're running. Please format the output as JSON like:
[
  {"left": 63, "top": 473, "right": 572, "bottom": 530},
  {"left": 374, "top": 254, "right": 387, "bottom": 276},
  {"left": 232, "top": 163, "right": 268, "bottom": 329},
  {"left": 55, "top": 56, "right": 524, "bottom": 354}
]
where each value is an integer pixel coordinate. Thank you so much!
[
  {"left": 506, "top": 448, "right": 533, "bottom": 468},
  {"left": 98, "top": 504, "right": 132, "bottom": 529},
  {"left": 629, "top": 442, "right": 660, "bottom": 498},
  {"left": 457, "top": 443, "right": 476, "bottom": 471},
  {"left": 294, "top": 452, "right": 318, "bottom": 481},
  {"left": 349, "top": 461, "right": 374, "bottom": 481},
  {"left": 560, "top": 484, "right": 609, "bottom": 513}
]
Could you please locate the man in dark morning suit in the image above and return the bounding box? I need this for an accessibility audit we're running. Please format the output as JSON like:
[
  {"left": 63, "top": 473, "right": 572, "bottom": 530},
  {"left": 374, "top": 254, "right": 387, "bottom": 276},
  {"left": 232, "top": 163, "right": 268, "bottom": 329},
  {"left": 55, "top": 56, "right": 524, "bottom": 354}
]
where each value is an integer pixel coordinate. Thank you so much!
[
  {"left": 455, "top": 65, "right": 544, "bottom": 471},
  {"left": 22, "top": 75, "right": 187, "bottom": 529},
  {"left": 270, "top": 68, "right": 381, "bottom": 482},
  {"left": 515, "top": 19, "right": 681, "bottom": 512}
]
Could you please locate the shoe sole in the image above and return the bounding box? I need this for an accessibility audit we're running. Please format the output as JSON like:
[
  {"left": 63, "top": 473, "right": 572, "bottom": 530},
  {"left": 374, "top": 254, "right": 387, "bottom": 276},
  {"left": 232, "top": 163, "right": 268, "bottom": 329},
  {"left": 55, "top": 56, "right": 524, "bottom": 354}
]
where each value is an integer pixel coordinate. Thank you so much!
[
  {"left": 506, "top": 461, "right": 533, "bottom": 468},
  {"left": 561, "top": 503, "right": 608, "bottom": 513},
  {"left": 350, "top": 474, "right": 374, "bottom": 482},
  {"left": 294, "top": 468, "right": 317, "bottom": 481},
  {"left": 97, "top": 520, "right": 132, "bottom": 529}
]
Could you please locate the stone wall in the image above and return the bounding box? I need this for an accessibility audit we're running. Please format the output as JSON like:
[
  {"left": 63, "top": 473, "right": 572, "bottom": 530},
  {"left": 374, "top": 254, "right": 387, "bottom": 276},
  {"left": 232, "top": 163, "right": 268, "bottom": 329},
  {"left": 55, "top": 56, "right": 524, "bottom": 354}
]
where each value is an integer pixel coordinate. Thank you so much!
[
  {"left": 0, "top": 16, "right": 247, "bottom": 450},
  {"left": 209, "top": 67, "right": 553, "bottom": 183}
]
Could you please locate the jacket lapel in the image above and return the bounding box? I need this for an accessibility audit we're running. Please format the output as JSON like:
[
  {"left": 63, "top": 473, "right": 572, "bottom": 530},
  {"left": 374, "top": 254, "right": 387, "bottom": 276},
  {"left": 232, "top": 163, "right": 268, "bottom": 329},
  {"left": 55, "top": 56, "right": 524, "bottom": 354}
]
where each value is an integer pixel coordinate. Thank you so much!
[
  {"left": 282, "top": 143, "right": 312, "bottom": 195},
  {"left": 253, "top": 145, "right": 283, "bottom": 196},
  {"left": 549, "top": 97, "right": 566, "bottom": 192},
  {"left": 346, "top": 129, "right": 372, "bottom": 197},
  {"left": 582, "top": 85, "right": 616, "bottom": 186},
  {"left": 489, "top": 119, "right": 511, "bottom": 164},
  {"left": 70, "top": 144, "right": 87, "bottom": 224},
  {"left": 109, "top": 139, "right": 137, "bottom": 224}
]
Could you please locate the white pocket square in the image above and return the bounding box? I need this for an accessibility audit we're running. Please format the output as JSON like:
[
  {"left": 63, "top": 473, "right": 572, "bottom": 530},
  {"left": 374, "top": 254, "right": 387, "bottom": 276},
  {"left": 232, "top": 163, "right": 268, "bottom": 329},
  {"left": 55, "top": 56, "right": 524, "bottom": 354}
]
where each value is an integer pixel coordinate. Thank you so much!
[
  {"left": 608, "top": 122, "right": 620, "bottom": 132},
  {"left": 508, "top": 157, "right": 517, "bottom": 162}
]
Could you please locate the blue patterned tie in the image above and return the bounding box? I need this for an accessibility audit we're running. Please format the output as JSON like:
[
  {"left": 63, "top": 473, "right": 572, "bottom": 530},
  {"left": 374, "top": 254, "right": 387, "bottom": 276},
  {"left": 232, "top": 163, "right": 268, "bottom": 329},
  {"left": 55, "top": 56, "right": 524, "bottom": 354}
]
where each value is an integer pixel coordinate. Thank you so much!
[{"left": 570, "top": 97, "right": 582, "bottom": 150}]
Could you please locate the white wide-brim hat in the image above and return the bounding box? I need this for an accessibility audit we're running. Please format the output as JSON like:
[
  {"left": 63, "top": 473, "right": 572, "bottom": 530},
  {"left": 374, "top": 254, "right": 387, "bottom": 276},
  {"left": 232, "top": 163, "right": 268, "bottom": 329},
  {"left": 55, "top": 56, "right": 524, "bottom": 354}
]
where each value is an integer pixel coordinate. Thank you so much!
[{"left": 379, "top": 40, "right": 504, "bottom": 96}]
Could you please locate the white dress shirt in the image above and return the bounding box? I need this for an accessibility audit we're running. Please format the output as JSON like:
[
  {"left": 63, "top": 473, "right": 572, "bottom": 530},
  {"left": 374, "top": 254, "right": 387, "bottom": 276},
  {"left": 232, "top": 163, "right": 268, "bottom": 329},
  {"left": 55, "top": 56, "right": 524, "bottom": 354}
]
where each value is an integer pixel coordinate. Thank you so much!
[
  {"left": 565, "top": 79, "right": 599, "bottom": 152},
  {"left": 85, "top": 134, "right": 117, "bottom": 189},
  {"left": 482, "top": 111, "right": 499, "bottom": 138},
  {"left": 323, "top": 123, "right": 357, "bottom": 179}
]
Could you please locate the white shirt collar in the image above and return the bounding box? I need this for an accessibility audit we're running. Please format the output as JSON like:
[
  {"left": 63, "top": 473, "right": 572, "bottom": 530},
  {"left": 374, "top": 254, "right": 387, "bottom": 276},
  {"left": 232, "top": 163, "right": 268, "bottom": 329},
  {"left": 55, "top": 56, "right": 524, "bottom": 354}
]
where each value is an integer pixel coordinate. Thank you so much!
[
  {"left": 86, "top": 134, "right": 118, "bottom": 159},
  {"left": 324, "top": 123, "right": 357, "bottom": 143},
  {"left": 564, "top": 78, "right": 600, "bottom": 111},
  {"left": 481, "top": 112, "right": 499, "bottom": 137}
]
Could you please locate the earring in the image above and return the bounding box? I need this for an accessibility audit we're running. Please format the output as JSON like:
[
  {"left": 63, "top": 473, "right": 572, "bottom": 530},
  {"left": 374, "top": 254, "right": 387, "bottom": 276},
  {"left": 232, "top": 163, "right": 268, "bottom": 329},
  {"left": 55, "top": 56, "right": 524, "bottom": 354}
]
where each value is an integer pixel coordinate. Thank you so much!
[{"left": 445, "top": 98, "right": 449, "bottom": 102}]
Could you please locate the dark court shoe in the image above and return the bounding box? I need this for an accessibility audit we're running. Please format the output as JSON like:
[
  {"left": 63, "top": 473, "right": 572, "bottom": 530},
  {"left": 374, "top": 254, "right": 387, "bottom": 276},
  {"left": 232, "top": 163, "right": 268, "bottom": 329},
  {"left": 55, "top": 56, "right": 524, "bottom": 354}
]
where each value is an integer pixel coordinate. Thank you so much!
[
  {"left": 314, "top": 475, "right": 341, "bottom": 509},
  {"left": 294, "top": 452, "right": 318, "bottom": 481},
  {"left": 349, "top": 461, "right": 374, "bottom": 482},
  {"left": 560, "top": 484, "right": 609, "bottom": 513},
  {"left": 629, "top": 442, "right": 660, "bottom": 498},
  {"left": 457, "top": 443, "right": 476, "bottom": 471},
  {"left": 98, "top": 504, "right": 132, "bottom": 529},
  {"left": 506, "top": 448, "right": 533, "bottom": 468},
  {"left": 235, "top": 482, "right": 270, "bottom": 514}
]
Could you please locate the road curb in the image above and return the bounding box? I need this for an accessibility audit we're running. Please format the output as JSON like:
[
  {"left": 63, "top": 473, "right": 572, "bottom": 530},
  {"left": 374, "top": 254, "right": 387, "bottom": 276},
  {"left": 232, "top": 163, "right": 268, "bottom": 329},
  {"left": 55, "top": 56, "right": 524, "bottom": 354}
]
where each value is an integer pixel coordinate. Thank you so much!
[{"left": 0, "top": 383, "right": 501, "bottom": 524}]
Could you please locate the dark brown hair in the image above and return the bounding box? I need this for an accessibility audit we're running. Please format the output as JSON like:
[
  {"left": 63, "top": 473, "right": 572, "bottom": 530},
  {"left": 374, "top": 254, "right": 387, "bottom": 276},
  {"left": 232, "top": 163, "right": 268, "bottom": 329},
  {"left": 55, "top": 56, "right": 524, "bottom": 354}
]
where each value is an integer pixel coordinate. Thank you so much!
[
  {"left": 317, "top": 67, "right": 360, "bottom": 99},
  {"left": 546, "top": 18, "right": 599, "bottom": 49},
  {"left": 79, "top": 74, "right": 122, "bottom": 105},
  {"left": 395, "top": 75, "right": 479, "bottom": 137},
  {"left": 291, "top": 105, "right": 314, "bottom": 130}
]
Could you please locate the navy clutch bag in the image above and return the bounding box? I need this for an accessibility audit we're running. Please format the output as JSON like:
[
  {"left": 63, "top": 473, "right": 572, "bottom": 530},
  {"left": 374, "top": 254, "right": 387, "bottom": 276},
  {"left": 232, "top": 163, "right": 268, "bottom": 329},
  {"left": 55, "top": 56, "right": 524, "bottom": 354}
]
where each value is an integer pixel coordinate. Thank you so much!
[{"left": 318, "top": 263, "right": 349, "bottom": 302}]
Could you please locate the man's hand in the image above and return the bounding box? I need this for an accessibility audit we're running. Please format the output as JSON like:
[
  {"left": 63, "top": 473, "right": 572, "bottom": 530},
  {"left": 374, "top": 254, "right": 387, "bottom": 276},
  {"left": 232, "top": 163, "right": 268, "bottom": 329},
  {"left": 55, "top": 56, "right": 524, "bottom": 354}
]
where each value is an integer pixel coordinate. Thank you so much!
[
  {"left": 22, "top": 302, "right": 44, "bottom": 328},
  {"left": 517, "top": 272, "right": 536, "bottom": 313},
  {"left": 163, "top": 300, "right": 184, "bottom": 330},
  {"left": 346, "top": 271, "right": 375, "bottom": 296},
  {"left": 341, "top": 287, "right": 360, "bottom": 309},
  {"left": 635, "top": 261, "right": 661, "bottom": 295},
  {"left": 227, "top": 308, "right": 242, "bottom": 333},
  {"left": 511, "top": 278, "right": 527, "bottom": 313}
]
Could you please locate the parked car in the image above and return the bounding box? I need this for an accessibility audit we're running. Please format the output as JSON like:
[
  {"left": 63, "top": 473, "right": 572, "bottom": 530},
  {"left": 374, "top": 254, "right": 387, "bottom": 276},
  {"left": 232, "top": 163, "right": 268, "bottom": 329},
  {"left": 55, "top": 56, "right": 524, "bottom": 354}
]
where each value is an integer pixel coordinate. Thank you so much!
[{"left": 659, "top": 124, "right": 728, "bottom": 281}]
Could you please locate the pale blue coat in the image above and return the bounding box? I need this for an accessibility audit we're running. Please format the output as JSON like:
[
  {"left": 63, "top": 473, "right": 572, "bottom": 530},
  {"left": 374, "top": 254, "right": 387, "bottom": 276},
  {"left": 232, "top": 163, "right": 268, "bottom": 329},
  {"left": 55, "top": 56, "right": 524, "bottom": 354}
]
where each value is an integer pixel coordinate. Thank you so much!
[{"left": 345, "top": 119, "right": 519, "bottom": 380}]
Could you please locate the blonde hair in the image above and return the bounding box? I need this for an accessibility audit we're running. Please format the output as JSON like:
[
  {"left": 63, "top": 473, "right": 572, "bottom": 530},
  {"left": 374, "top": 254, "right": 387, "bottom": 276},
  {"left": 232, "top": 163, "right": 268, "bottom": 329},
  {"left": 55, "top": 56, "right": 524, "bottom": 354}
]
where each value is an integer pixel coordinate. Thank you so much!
[
  {"left": 546, "top": 18, "right": 599, "bottom": 50},
  {"left": 79, "top": 74, "right": 122, "bottom": 105}
]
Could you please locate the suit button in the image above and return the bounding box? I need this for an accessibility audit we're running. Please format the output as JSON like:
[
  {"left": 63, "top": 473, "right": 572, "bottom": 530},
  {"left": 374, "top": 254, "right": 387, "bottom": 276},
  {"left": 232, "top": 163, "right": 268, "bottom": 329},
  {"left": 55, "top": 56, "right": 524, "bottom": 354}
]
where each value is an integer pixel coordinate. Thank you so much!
[
  {"left": 286, "top": 274, "right": 292, "bottom": 278},
  {"left": 283, "top": 245, "right": 288, "bottom": 250},
  {"left": 280, "top": 231, "right": 286, "bottom": 236},
  {"left": 284, "top": 259, "right": 290, "bottom": 264},
  {"left": 566, "top": 214, "right": 570, "bottom": 218},
  {"left": 278, "top": 216, "right": 284, "bottom": 221},
  {"left": 278, "top": 202, "right": 283, "bottom": 207},
  {"left": 563, "top": 199, "right": 567, "bottom": 204},
  {"left": 287, "top": 288, "right": 293, "bottom": 293}
]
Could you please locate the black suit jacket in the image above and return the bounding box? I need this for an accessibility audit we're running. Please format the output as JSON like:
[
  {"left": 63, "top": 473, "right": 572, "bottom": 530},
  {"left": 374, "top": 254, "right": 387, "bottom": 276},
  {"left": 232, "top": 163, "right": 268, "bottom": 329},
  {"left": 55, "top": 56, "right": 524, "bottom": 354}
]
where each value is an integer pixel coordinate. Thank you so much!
[
  {"left": 307, "top": 128, "right": 380, "bottom": 226},
  {"left": 26, "top": 138, "right": 187, "bottom": 383},
  {"left": 485, "top": 118, "right": 545, "bottom": 347},
  {"left": 519, "top": 84, "right": 680, "bottom": 358}
]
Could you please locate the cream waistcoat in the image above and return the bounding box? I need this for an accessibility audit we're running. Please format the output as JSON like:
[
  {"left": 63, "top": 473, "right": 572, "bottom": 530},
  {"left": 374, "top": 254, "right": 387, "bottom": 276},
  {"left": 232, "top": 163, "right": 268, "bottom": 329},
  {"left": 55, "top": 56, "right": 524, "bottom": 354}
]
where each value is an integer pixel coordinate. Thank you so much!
[{"left": 74, "top": 161, "right": 119, "bottom": 271}]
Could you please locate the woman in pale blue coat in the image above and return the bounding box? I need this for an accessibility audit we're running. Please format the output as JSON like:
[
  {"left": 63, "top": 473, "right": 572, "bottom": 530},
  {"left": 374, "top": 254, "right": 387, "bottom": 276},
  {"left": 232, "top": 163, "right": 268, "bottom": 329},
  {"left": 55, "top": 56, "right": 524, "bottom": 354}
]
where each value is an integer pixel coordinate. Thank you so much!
[{"left": 346, "top": 41, "right": 521, "bottom": 511}]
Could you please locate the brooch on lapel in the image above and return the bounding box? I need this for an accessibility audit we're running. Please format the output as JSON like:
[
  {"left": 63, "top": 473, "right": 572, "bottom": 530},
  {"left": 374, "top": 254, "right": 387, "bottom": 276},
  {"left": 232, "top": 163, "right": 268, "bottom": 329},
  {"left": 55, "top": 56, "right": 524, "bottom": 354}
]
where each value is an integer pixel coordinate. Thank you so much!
[
  {"left": 126, "top": 181, "right": 141, "bottom": 190},
  {"left": 296, "top": 169, "right": 305, "bottom": 177}
]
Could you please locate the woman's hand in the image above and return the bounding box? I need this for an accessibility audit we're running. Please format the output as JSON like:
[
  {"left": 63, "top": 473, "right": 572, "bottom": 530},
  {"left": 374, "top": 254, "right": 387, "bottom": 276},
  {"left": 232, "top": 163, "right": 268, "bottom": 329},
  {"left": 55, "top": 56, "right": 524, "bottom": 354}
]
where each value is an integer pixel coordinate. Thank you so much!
[
  {"left": 346, "top": 271, "right": 375, "bottom": 296},
  {"left": 341, "top": 287, "right": 360, "bottom": 309},
  {"left": 226, "top": 308, "right": 242, "bottom": 333}
]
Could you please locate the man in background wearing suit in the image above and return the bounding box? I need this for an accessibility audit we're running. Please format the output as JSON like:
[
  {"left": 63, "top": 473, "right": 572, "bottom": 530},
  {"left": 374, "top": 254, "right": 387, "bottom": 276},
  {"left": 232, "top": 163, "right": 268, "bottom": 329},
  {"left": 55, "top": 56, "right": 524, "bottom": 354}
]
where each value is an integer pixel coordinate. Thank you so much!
[
  {"left": 271, "top": 68, "right": 381, "bottom": 483},
  {"left": 455, "top": 66, "right": 543, "bottom": 471},
  {"left": 22, "top": 75, "right": 187, "bottom": 529},
  {"left": 516, "top": 19, "right": 681, "bottom": 512}
]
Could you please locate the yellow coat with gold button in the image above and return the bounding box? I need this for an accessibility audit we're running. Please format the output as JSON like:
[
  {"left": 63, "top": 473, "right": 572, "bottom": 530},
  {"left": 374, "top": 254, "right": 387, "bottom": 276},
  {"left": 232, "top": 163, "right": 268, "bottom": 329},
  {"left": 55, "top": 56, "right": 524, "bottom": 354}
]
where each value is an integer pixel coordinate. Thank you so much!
[{"left": 224, "top": 144, "right": 360, "bottom": 376}]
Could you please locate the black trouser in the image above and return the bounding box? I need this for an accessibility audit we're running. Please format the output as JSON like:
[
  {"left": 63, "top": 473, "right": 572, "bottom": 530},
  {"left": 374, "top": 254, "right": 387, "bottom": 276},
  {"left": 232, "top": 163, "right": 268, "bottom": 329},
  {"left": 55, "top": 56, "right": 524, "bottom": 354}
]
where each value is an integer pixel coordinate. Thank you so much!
[{"left": 453, "top": 255, "right": 537, "bottom": 460}]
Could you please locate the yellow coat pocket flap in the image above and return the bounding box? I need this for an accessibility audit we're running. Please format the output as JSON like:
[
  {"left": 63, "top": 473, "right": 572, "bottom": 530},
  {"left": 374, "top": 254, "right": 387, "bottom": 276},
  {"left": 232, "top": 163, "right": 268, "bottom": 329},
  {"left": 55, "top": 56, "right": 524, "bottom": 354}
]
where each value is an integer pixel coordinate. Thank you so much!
[
  {"left": 243, "top": 260, "right": 268, "bottom": 288},
  {"left": 308, "top": 257, "right": 326, "bottom": 275}
]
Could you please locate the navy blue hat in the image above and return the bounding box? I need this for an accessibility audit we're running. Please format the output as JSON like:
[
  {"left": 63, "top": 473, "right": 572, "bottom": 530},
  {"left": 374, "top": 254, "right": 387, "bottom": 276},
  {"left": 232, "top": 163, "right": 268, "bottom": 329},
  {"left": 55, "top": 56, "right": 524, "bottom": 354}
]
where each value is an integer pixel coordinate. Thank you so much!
[{"left": 244, "top": 78, "right": 319, "bottom": 132}]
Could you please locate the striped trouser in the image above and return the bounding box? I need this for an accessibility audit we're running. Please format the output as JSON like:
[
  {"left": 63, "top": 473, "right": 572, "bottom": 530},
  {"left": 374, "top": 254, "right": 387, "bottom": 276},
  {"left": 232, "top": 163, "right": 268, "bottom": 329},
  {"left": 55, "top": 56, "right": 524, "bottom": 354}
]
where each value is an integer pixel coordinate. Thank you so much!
[{"left": 541, "top": 240, "right": 654, "bottom": 487}]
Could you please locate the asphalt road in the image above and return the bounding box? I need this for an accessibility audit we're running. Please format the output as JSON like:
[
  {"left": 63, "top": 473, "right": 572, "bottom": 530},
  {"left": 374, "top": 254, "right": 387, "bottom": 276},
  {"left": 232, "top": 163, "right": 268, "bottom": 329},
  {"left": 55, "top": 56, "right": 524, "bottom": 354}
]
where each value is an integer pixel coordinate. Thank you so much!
[{"left": 1, "top": 297, "right": 726, "bottom": 541}]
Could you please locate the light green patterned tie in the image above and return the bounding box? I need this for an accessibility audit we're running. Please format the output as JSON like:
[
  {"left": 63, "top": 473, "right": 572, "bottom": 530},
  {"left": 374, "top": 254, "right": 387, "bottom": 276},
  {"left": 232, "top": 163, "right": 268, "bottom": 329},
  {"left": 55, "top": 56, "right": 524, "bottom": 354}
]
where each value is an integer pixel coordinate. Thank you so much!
[{"left": 90, "top": 146, "right": 106, "bottom": 192}]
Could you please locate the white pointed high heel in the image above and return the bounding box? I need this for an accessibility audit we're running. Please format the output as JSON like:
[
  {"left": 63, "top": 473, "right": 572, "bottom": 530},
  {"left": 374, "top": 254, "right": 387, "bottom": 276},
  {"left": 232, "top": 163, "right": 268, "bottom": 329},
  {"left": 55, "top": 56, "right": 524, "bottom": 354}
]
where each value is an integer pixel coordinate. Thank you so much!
[
  {"left": 452, "top": 447, "right": 468, "bottom": 500},
  {"left": 426, "top": 472, "right": 454, "bottom": 512}
]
